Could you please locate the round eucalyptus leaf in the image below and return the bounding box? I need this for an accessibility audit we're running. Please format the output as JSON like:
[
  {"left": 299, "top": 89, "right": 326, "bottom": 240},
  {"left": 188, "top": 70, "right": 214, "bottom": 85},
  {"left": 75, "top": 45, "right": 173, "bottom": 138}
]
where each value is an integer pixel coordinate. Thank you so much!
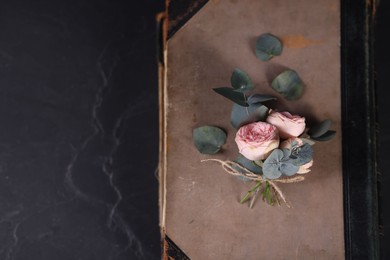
[
  {"left": 290, "top": 143, "right": 313, "bottom": 166},
  {"left": 231, "top": 68, "right": 255, "bottom": 92},
  {"left": 280, "top": 162, "right": 299, "bottom": 176},
  {"left": 193, "top": 126, "right": 227, "bottom": 154},
  {"left": 213, "top": 87, "right": 248, "bottom": 107},
  {"left": 255, "top": 33, "right": 283, "bottom": 61},
  {"left": 311, "top": 130, "right": 336, "bottom": 141},
  {"left": 271, "top": 70, "right": 303, "bottom": 100},
  {"left": 247, "top": 94, "right": 277, "bottom": 104},
  {"left": 308, "top": 119, "right": 332, "bottom": 138},
  {"left": 234, "top": 155, "right": 263, "bottom": 175},
  {"left": 262, "top": 149, "right": 284, "bottom": 179},
  {"left": 231, "top": 103, "right": 269, "bottom": 129}
]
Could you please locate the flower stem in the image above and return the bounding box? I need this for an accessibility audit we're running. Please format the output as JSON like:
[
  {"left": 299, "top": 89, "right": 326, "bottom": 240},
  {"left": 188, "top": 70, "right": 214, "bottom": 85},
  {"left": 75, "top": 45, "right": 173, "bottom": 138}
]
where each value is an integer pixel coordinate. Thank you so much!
[
  {"left": 262, "top": 181, "right": 274, "bottom": 206},
  {"left": 240, "top": 181, "right": 262, "bottom": 204},
  {"left": 249, "top": 186, "right": 261, "bottom": 208}
]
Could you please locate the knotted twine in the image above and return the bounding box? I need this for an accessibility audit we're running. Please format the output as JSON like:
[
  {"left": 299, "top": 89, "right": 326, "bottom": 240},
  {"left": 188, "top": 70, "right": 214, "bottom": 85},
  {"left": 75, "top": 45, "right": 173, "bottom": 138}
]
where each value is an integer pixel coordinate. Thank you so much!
[{"left": 201, "top": 159, "right": 306, "bottom": 208}]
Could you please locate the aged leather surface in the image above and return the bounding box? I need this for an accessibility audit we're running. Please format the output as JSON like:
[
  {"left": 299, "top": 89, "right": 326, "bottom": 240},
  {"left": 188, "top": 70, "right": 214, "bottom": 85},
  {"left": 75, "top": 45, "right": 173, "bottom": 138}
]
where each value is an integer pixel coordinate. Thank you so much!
[
  {"left": 167, "top": 0, "right": 209, "bottom": 38},
  {"left": 163, "top": 0, "right": 344, "bottom": 258}
]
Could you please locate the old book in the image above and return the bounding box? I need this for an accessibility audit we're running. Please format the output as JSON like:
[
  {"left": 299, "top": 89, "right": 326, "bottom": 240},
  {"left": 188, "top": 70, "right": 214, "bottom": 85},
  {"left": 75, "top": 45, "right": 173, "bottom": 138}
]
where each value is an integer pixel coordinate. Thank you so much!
[{"left": 158, "top": 0, "right": 379, "bottom": 259}]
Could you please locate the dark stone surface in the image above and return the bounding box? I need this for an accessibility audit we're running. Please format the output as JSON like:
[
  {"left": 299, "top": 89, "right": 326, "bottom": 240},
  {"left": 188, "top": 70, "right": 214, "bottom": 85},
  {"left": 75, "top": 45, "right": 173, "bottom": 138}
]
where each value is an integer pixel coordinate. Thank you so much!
[{"left": 0, "top": 0, "right": 164, "bottom": 259}]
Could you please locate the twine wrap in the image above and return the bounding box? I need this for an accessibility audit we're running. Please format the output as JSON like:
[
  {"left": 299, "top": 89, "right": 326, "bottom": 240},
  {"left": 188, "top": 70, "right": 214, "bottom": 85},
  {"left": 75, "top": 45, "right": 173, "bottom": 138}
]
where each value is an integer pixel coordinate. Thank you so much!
[{"left": 201, "top": 159, "right": 306, "bottom": 208}]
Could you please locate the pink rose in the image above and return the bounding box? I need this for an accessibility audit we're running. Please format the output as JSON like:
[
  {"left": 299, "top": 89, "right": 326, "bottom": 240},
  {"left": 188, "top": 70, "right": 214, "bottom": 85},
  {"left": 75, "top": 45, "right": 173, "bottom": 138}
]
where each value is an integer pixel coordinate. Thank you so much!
[
  {"left": 235, "top": 122, "right": 279, "bottom": 161},
  {"left": 280, "top": 137, "right": 303, "bottom": 150},
  {"left": 266, "top": 111, "right": 305, "bottom": 139},
  {"left": 297, "top": 160, "right": 313, "bottom": 174}
]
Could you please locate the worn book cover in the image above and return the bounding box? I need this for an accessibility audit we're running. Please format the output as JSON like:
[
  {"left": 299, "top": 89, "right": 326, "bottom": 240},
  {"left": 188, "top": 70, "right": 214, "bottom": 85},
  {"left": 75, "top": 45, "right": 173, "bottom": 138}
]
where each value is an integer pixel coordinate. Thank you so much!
[{"left": 158, "top": 0, "right": 379, "bottom": 259}]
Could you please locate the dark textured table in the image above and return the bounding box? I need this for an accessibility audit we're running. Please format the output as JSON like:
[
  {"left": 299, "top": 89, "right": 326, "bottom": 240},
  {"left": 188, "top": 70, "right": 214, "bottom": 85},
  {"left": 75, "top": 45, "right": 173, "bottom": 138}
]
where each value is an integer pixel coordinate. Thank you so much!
[{"left": 0, "top": 0, "right": 163, "bottom": 259}]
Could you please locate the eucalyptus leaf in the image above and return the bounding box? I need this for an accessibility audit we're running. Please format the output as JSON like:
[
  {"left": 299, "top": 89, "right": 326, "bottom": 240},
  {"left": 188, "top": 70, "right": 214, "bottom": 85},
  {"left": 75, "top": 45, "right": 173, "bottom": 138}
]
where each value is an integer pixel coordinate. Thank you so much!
[
  {"left": 271, "top": 70, "right": 303, "bottom": 100},
  {"left": 255, "top": 33, "right": 283, "bottom": 61},
  {"left": 231, "top": 103, "right": 269, "bottom": 129},
  {"left": 308, "top": 119, "right": 332, "bottom": 138},
  {"left": 231, "top": 68, "right": 255, "bottom": 92},
  {"left": 262, "top": 149, "right": 284, "bottom": 179},
  {"left": 300, "top": 137, "right": 316, "bottom": 146},
  {"left": 213, "top": 87, "right": 248, "bottom": 107},
  {"left": 234, "top": 155, "right": 263, "bottom": 175},
  {"left": 247, "top": 94, "right": 277, "bottom": 104},
  {"left": 193, "top": 126, "right": 226, "bottom": 154},
  {"left": 311, "top": 130, "right": 336, "bottom": 141},
  {"left": 264, "top": 148, "right": 299, "bottom": 177},
  {"left": 289, "top": 143, "right": 313, "bottom": 166},
  {"left": 281, "top": 148, "right": 291, "bottom": 158},
  {"left": 280, "top": 162, "right": 299, "bottom": 176}
]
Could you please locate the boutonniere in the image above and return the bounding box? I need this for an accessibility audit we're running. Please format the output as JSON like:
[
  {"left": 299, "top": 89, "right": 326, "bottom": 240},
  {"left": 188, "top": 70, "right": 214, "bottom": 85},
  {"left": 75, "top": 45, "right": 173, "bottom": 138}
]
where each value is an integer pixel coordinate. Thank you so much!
[{"left": 193, "top": 34, "right": 336, "bottom": 208}]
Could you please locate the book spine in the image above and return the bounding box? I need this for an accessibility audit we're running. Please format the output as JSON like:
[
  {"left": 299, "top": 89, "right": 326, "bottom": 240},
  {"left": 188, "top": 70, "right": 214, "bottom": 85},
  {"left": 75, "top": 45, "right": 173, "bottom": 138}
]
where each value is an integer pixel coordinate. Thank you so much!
[{"left": 341, "top": 0, "right": 379, "bottom": 259}]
